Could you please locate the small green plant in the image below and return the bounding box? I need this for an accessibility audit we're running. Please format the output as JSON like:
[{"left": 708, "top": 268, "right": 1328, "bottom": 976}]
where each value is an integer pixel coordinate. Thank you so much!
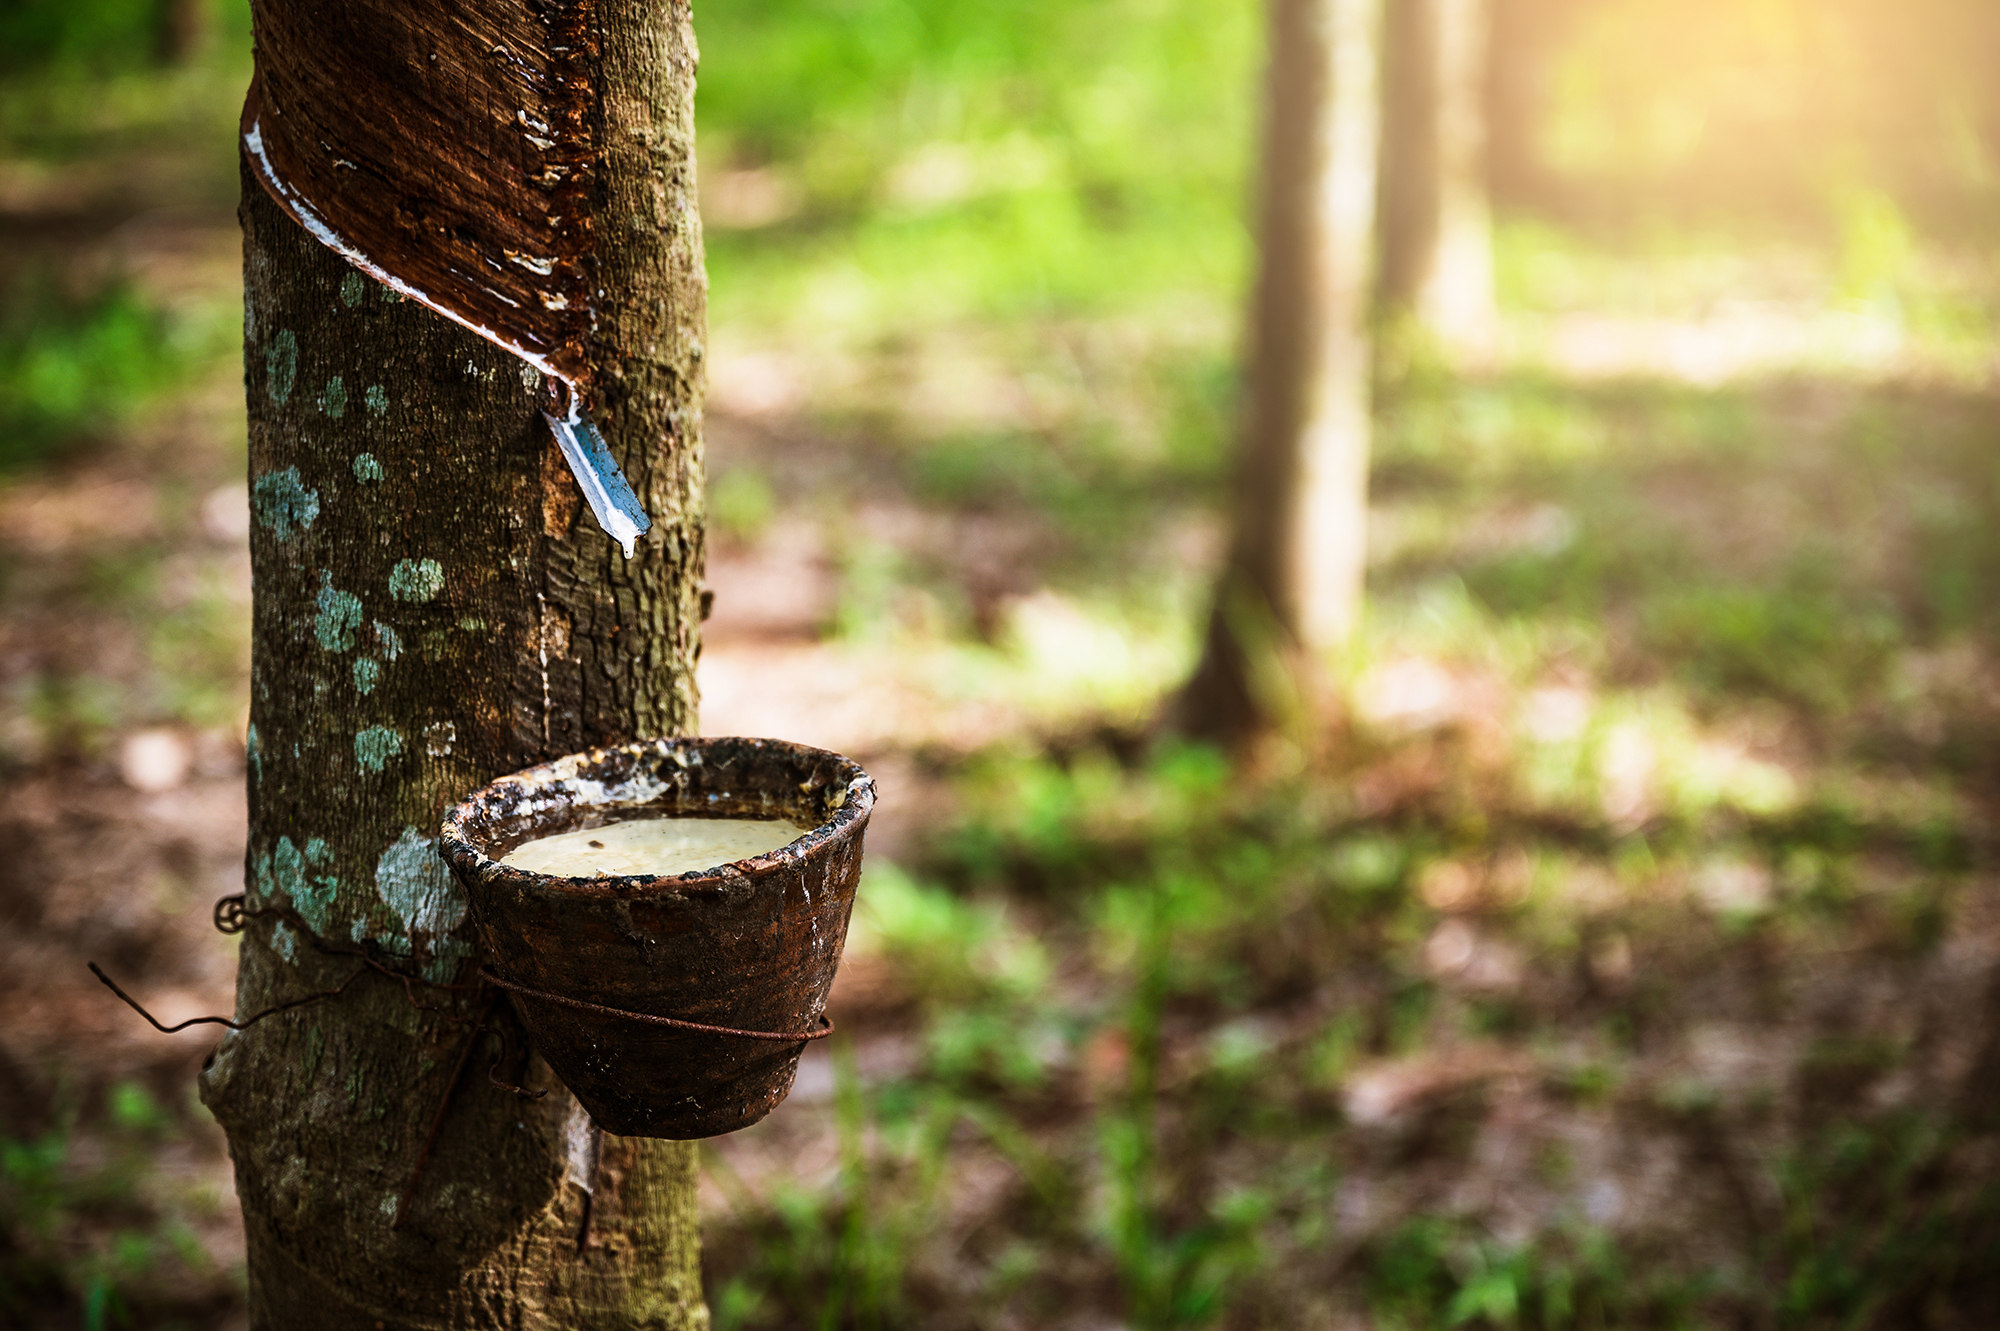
[
  {"left": 1364, "top": 1218, "right": 1697, "bottom": 1330},
  {"left": 854, "top": 863, "right": 1050, "bottom": 1010},
  {"left": 1098, "top": 891, "right": 1267, "bottom": 1329}
]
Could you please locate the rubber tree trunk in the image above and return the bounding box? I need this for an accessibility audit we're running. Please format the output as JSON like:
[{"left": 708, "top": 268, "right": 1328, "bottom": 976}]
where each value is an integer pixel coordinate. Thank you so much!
[
  {"left": 1179, "top": 0, "right": 1383, "bottom": 744},
  {"left": 195, "top": 4, "right": 711, "bottom": 1326},
  {"left": 1377, "top": 0, "right": 1495, "bottom": 354}
]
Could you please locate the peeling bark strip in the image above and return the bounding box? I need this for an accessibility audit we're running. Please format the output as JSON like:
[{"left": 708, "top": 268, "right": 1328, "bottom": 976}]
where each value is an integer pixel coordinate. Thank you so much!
[
  {"left": 204, "top": 1, "right": 709, "bottom": 1324},
  {"left": 244, "top": 0, "right": 596, "bottom": 388},
  {"left": 243, "top": 0, "right": 700, "bottom": 553}
]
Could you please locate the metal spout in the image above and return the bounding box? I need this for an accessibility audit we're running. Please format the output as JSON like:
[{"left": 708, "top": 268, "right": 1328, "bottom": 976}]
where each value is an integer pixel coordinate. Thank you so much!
[{"left": 544, "top": 405, "right": 651, "bottom": 557}]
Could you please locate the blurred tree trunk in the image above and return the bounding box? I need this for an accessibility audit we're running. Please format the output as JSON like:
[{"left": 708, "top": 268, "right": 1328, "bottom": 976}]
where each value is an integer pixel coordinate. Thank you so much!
[
  {"left": 195, "top": 3, "right": 711, "bottom": 1327},
  {"left": 1485, "top": 0, "right": 1573, "bottom": 215},
  {"left": 157, "top": 0, "right": 210, "bottom": 64},
  {"left": 1377, "top": 0, "right": 1495, "bottom": 355},
  {"left": 1177, "top": 0, "right": 1384, "bottom": 745}
]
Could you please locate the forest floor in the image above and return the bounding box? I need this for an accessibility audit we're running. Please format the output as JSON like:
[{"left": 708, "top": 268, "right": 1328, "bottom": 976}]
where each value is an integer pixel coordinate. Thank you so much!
[{"left": 10, "top": 36, "right": 2000, "bottom": 1331}]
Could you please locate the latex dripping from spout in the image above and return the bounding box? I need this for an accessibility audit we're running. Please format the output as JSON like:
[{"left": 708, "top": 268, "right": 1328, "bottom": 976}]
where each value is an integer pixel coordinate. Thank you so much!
[{"left": 541, "top": 376, "right": 651, "bottom": 558}]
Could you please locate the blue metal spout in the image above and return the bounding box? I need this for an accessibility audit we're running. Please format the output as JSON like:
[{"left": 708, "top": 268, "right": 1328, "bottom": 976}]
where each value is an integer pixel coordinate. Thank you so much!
[{"left": 543, "top": 406, "right": 651, "bottom": 557}]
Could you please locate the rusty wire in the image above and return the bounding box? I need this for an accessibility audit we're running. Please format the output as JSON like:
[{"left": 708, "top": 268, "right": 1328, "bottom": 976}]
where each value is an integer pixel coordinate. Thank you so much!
[
  {"left": 474, "top": 964, "right": 834, "bottom": 1042},
  {"left": 92, "top": 889, "right": 822, "bottom": 1228},
  {"left": 92, "top": 892, "right": 552, "bottom": 1229},
  {"left": 393, "top": 993, "right": 497, "bottom": 1230},
  {"left": 89, "top": 959, "right": 369, "bottom": 1034}
]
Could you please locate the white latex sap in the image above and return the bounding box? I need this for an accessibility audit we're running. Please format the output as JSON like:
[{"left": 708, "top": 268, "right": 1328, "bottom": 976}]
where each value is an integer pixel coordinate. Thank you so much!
[{"left": 502, "top": 815, "right": 808, "bottom": 879}]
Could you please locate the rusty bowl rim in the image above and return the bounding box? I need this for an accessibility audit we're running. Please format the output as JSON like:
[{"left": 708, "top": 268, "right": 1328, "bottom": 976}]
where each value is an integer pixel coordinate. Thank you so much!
[{"left": 438, "top": 735, "right": 875, "bottom": 901}]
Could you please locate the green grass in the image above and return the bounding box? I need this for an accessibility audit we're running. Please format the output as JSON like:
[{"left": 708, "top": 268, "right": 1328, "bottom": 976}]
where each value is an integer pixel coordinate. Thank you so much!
[
  {"left": 1373, "top": 371, "right": 2000, "bottom": 726},
  {"left": 1361, "top": 1218, "right": 1710, "bottom": 1330},
  {"left": 705, "top": 708, "right": 2000, "bottom": 1324}
]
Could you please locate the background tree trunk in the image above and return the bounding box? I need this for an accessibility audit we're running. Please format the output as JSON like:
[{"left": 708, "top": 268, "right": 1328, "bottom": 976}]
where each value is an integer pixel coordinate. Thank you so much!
[
  {"left": 195, "top": 3, "right": 711, "bottom": 1326},
  {"left": 157, "top": 0, "right": 211, "bottom": 65},
  {"left": 1377, "top": 0, "right": 1496, "bottom": 354},
  {"left": 1178, "top": 0, "right": 1384, "bottom": 744},
  {"left": 1484, "top": 0, "right": 1571, "bottom": 220}
]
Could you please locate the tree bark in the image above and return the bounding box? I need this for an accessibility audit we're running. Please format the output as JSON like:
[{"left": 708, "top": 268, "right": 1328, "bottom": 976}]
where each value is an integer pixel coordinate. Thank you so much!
[
  {"left": 196, "top": 3, "right": 710, "bottom": 1327},
  {"left": 1377, "top": 0, "right": 1495, "bottom": 354},
  {"left": 1178, "top": 0, "right": 1383, "bottom": 744}
]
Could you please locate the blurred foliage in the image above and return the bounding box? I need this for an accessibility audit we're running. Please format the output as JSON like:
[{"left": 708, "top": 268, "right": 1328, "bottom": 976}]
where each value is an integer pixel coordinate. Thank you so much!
[
  {"left": 0, "top": 0, "right": 250, "bottom": 174},
  {"left": 707, "top": 1041, "right": 966, "bottom": 1331},
  {"left": 1767, "top": 1115, "right": 2000, "bottom": 1326},
  {"left": 0, "top": 0, "right": 173, "bottom": 75},
  {"left": 0, "top": 1082, "right": 233, "bottom": 1330},
  {"left": 697, "top": 0, "right": 1257, "bottom": 332},
  {"left": 1374, "top": 370, "right": 2000, "bottom": 721},
  {"left": 0, "top": 272, "right": 188, "bottom": 470},
  {"left": 699, "top": 0, "right": 1255, "bottom": 222},
  {"left": 1524, "top": 0, "right": 2000, "bottom": 233},
  {"left": 0, "top": 0, "right": 249, "bottom": 471},
  {"left": 1363, "top": 1220, "right": 1695, "bottom": 1330},
  {"left": 147, "top": 561, "right": 253, "bottom": 730},
  {"left": 709, "top": 467, "right": 778, "bottom": 543}
]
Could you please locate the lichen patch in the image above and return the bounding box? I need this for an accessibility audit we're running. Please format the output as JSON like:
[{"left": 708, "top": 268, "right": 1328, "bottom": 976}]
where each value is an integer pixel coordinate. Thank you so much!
[
  {"left": 265, "top": 329, "right": 298, "bottom": 405},
  {"left": 375, "top": 826, "right": 468, "bottom": 940},
  {"left": 315, "top": 574, "right": 363, "bottom": 651},
  {"left": 252, "top": 468, "right": 320, "bottom": 539},
  {"left": 389, "top": 558, "right": 445, "bottom": 603},
  {"left": 354, "top": 726, "right": 403, "bottom": 773}
]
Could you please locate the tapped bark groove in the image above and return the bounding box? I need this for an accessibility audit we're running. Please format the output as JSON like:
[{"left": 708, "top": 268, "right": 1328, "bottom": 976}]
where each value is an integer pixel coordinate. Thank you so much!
[{"left": 199, "top": 3, "right": 709, "bottom": 1326}]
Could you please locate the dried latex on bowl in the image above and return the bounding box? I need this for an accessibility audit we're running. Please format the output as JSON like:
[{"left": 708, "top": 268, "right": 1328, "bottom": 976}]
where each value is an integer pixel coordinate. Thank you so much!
[{"left": 241, "top": 0, "right": 649, "bottom": 554}]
